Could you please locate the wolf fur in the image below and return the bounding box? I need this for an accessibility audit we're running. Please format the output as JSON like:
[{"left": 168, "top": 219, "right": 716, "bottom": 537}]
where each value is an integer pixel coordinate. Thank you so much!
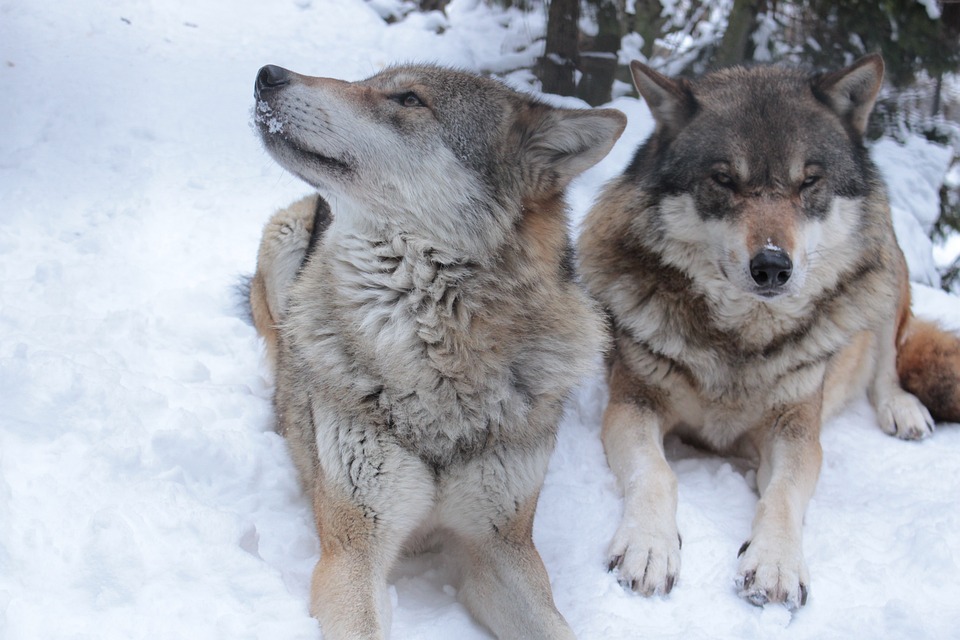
[
  {"left": 250, "top": 63, "right": 625, "bottom": 638},
  {"left": 578, "top": 54, "right": 960, "bottom": 610}
]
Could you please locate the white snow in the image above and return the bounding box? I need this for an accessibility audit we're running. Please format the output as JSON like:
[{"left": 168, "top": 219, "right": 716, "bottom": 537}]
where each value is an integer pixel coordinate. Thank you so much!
[
  {"left": 874, "top": 135, "right": 954, "bottom": 288},
  {"left": 1, "top": 1, "right": 959, "bottom": 639},
  {"left": 917, "top": 0, "right": 942, "bottom": 21}
]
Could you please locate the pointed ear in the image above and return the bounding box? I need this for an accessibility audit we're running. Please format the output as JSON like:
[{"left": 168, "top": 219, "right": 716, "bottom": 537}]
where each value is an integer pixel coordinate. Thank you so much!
[
  {"left": 523, "top": 107, "right": 627, "bottom": 193},
  {"left": 630, "top": 60, "right": 694, "bottom": 134},
  {"left": 814, "top": 53, "right": 884, "bottom": 136}
]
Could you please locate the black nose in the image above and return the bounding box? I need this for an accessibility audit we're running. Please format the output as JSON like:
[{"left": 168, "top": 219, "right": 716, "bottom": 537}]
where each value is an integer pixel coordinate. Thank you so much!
[
  {"left": 749, "top": 249, "right": 793, "bottom": 289},
  {"left": 256, "top": 65, "right": 290, "bottom": 97}
]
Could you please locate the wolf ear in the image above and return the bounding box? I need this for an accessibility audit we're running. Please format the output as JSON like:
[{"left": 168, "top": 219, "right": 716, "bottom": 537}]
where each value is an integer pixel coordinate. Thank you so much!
[
  {"left": 524, "top": 107, "right": 627, "bottom": 193},
  {"left": 630, "top": 60, "right": 693, "bottom": 134},
  {"left": 814, "top": 53, "right": 884, "bottom": 136}
]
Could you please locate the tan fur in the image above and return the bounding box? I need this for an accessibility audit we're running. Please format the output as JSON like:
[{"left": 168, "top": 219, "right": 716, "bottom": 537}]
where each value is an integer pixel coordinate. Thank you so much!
[
  {"left": 742, "top": 196, "right": 799, "bottom": 258},
  {"left": 250, "top": 195, "right": 317, "bottom": 365},
  {"left": 520, "top": 195, "right": 569, "bottom": 274},
  {"left": 579, "top": 54, "right": 959, "bottom": 611},
  {"left": 891, "top": 260, "right": 960, "bottom": 422},
  {"left": 249, "top": 271, "right": 275, "bottom": 360},
  {"left": 251, "top": 63, "right": 624, "bottom": 638},
  {"left": 821, "top": 330, "right": 875, "bottom": 421},
  {"left": 898, "top": 317, "right": 960, "bottom": 422}
]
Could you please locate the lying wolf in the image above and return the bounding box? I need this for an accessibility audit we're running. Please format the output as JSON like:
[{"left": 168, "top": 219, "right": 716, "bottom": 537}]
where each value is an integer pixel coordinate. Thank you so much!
[
  {"left": 250, "top": 63, "right": 625, "bottom": 638},
  {"left": 579, "top": 54, "right": 960, "bottom": 610}
]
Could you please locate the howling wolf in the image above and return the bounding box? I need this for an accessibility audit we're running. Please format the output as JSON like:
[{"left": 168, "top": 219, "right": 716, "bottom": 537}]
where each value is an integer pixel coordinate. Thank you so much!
[{"left": 250, "top": 62, "right": 625, "bottom": 638}]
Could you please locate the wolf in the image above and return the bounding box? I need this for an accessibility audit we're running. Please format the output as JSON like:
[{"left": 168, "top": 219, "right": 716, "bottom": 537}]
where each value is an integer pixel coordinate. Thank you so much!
[
  {"left": 249, "top": 63, "right": 625, "bottom": 638},
  {"left": 578, "top": 54, "right": 960, "bottom": 610}
]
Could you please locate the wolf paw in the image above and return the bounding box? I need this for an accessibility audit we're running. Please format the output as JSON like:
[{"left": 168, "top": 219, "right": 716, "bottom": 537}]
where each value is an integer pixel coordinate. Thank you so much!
[
  {"left": 878, "top": 391, "right": 934, "bottom": 441},
  {"left": 263, "top": 198, "right": 316, "bottom": 250},
  {"left": 607, "top": 524, "right": 681, "bottom": 596},
  {"left": 735, "top": 539, "right": 809, "bottom": 610},
  {"left": 274, "top": 217, "right": 310, "bottom": 242}
]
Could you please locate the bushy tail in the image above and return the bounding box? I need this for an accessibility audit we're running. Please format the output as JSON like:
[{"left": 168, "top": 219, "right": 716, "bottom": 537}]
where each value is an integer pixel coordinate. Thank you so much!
[
  {"left": 897, "top": 316, "right": 960, "bottom": 423},
  {"left": 249, "top": 194, "right": 331, "bottom": 367}
]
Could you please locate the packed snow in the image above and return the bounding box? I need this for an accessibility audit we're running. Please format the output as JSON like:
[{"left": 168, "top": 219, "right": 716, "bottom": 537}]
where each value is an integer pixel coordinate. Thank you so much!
[{"left": 1, "top": 1, "right": 959, "bottom": 639}]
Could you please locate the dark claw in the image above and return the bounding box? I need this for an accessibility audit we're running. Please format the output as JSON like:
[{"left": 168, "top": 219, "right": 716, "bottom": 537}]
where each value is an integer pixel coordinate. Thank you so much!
[
  {"left": 678, "top": 533, "right": 683, "bottom": 550},
  {"left": 607, "top": 555, "right": 622, "bottom": 572},
  {"left": 738, "top": 540, "right": 751, "bottom": 557},
  {"left": 741, "top": 569, "right": 756, "bottom": 590},
  {"left": 800, "top": 583, "right": 808, "bottom": 606},
  {"left": 665, "top": 573, "right": 675, "bottom": 594}
]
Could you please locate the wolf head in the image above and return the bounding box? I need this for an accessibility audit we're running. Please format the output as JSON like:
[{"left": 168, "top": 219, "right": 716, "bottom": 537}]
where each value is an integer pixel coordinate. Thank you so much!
[
  {"left": 627, "top": 55, "right": 885, "bottom": 301},
  {"left": 254, "top": 64, "right": 625, "bottom": 254}
]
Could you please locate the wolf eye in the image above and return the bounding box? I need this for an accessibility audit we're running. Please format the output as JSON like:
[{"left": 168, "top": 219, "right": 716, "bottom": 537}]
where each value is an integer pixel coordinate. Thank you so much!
[
  {"left": 396, "top": 92, "right": 424, "bottom": 108},
  {"left": 801, "top": 175, "right": 821, "bottom": 190},
  {"left": 712, "top": 172, "right": 735, "bottom": 189}
]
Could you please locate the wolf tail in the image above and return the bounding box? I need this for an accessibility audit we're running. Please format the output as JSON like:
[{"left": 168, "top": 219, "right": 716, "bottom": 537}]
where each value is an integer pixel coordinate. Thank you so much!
[
  {"left": 897, "top": 316, "right": 960, "bottom": 423},
  {"left": 249, "top": 194, "right": 331, "bottom": 366}
]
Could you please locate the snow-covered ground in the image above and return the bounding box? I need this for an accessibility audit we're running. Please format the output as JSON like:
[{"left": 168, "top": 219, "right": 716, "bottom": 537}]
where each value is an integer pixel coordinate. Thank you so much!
[{"left": 2, "top": 1, "right": 959, "bottom": 638}]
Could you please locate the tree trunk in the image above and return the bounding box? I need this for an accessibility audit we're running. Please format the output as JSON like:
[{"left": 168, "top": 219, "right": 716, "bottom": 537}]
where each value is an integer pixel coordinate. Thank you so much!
[
  {"left": 714, "top": 0, "right": 761, "bottom": 68},
  {"left": 578, "top": 0, "right": 622, "bottom": 105},
  {"left": 932, "top": 70, "right": 943, "bottom": 118},
  {"left": 538, "top": 0, "right": 580, "bottom": 96},
  {"left": 418, "top": 0, "right": 450, "bottom": 11},
  {"left": 633, "top": 0, "right": 665, "bottom": 59}
]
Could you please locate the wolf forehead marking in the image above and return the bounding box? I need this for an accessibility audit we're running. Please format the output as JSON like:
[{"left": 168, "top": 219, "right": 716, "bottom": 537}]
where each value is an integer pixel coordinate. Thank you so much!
[{"left": 649, "top": 68, "right": 873, "bottom": 202}]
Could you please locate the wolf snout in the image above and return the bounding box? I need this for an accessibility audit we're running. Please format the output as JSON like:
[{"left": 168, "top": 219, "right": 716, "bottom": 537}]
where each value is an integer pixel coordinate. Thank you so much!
[
  {"left": 749, "top": 249, "right": 793, "bottom": 291},
  {"left": 256, "top": 65, "right": 290, "bottom": 97}
]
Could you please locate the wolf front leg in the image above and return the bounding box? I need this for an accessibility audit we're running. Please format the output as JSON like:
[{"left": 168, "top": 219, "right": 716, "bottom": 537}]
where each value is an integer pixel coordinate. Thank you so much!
[
  {"left": 443, "top": 443, "right": 576, "bottom": 640},
  {"left": 250, "top": 194, "right": 324, "bottom": 367},
  {"left": 309, "top": 440, "right": 435, "bottom": 640},
  {"left": 602, "top": 361, "right": 680, "bottom": 597},
  {"left": 457, "top": 499, "right": 576, "bottom": 640},
  {"left": 870, "top": 317, "right": 934, "bottom": 440},
  {"left": 736, "top": 401, "right": 822, "bottom": 610}
]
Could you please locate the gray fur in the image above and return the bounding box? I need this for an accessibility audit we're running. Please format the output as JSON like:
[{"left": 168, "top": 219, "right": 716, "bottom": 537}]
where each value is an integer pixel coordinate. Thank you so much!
[
  {"left": 252, "top": 63, "right": 625, "bottom": 638},
  {"left": 579, "top": 54, "right": 934, "bottom": 611}
]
